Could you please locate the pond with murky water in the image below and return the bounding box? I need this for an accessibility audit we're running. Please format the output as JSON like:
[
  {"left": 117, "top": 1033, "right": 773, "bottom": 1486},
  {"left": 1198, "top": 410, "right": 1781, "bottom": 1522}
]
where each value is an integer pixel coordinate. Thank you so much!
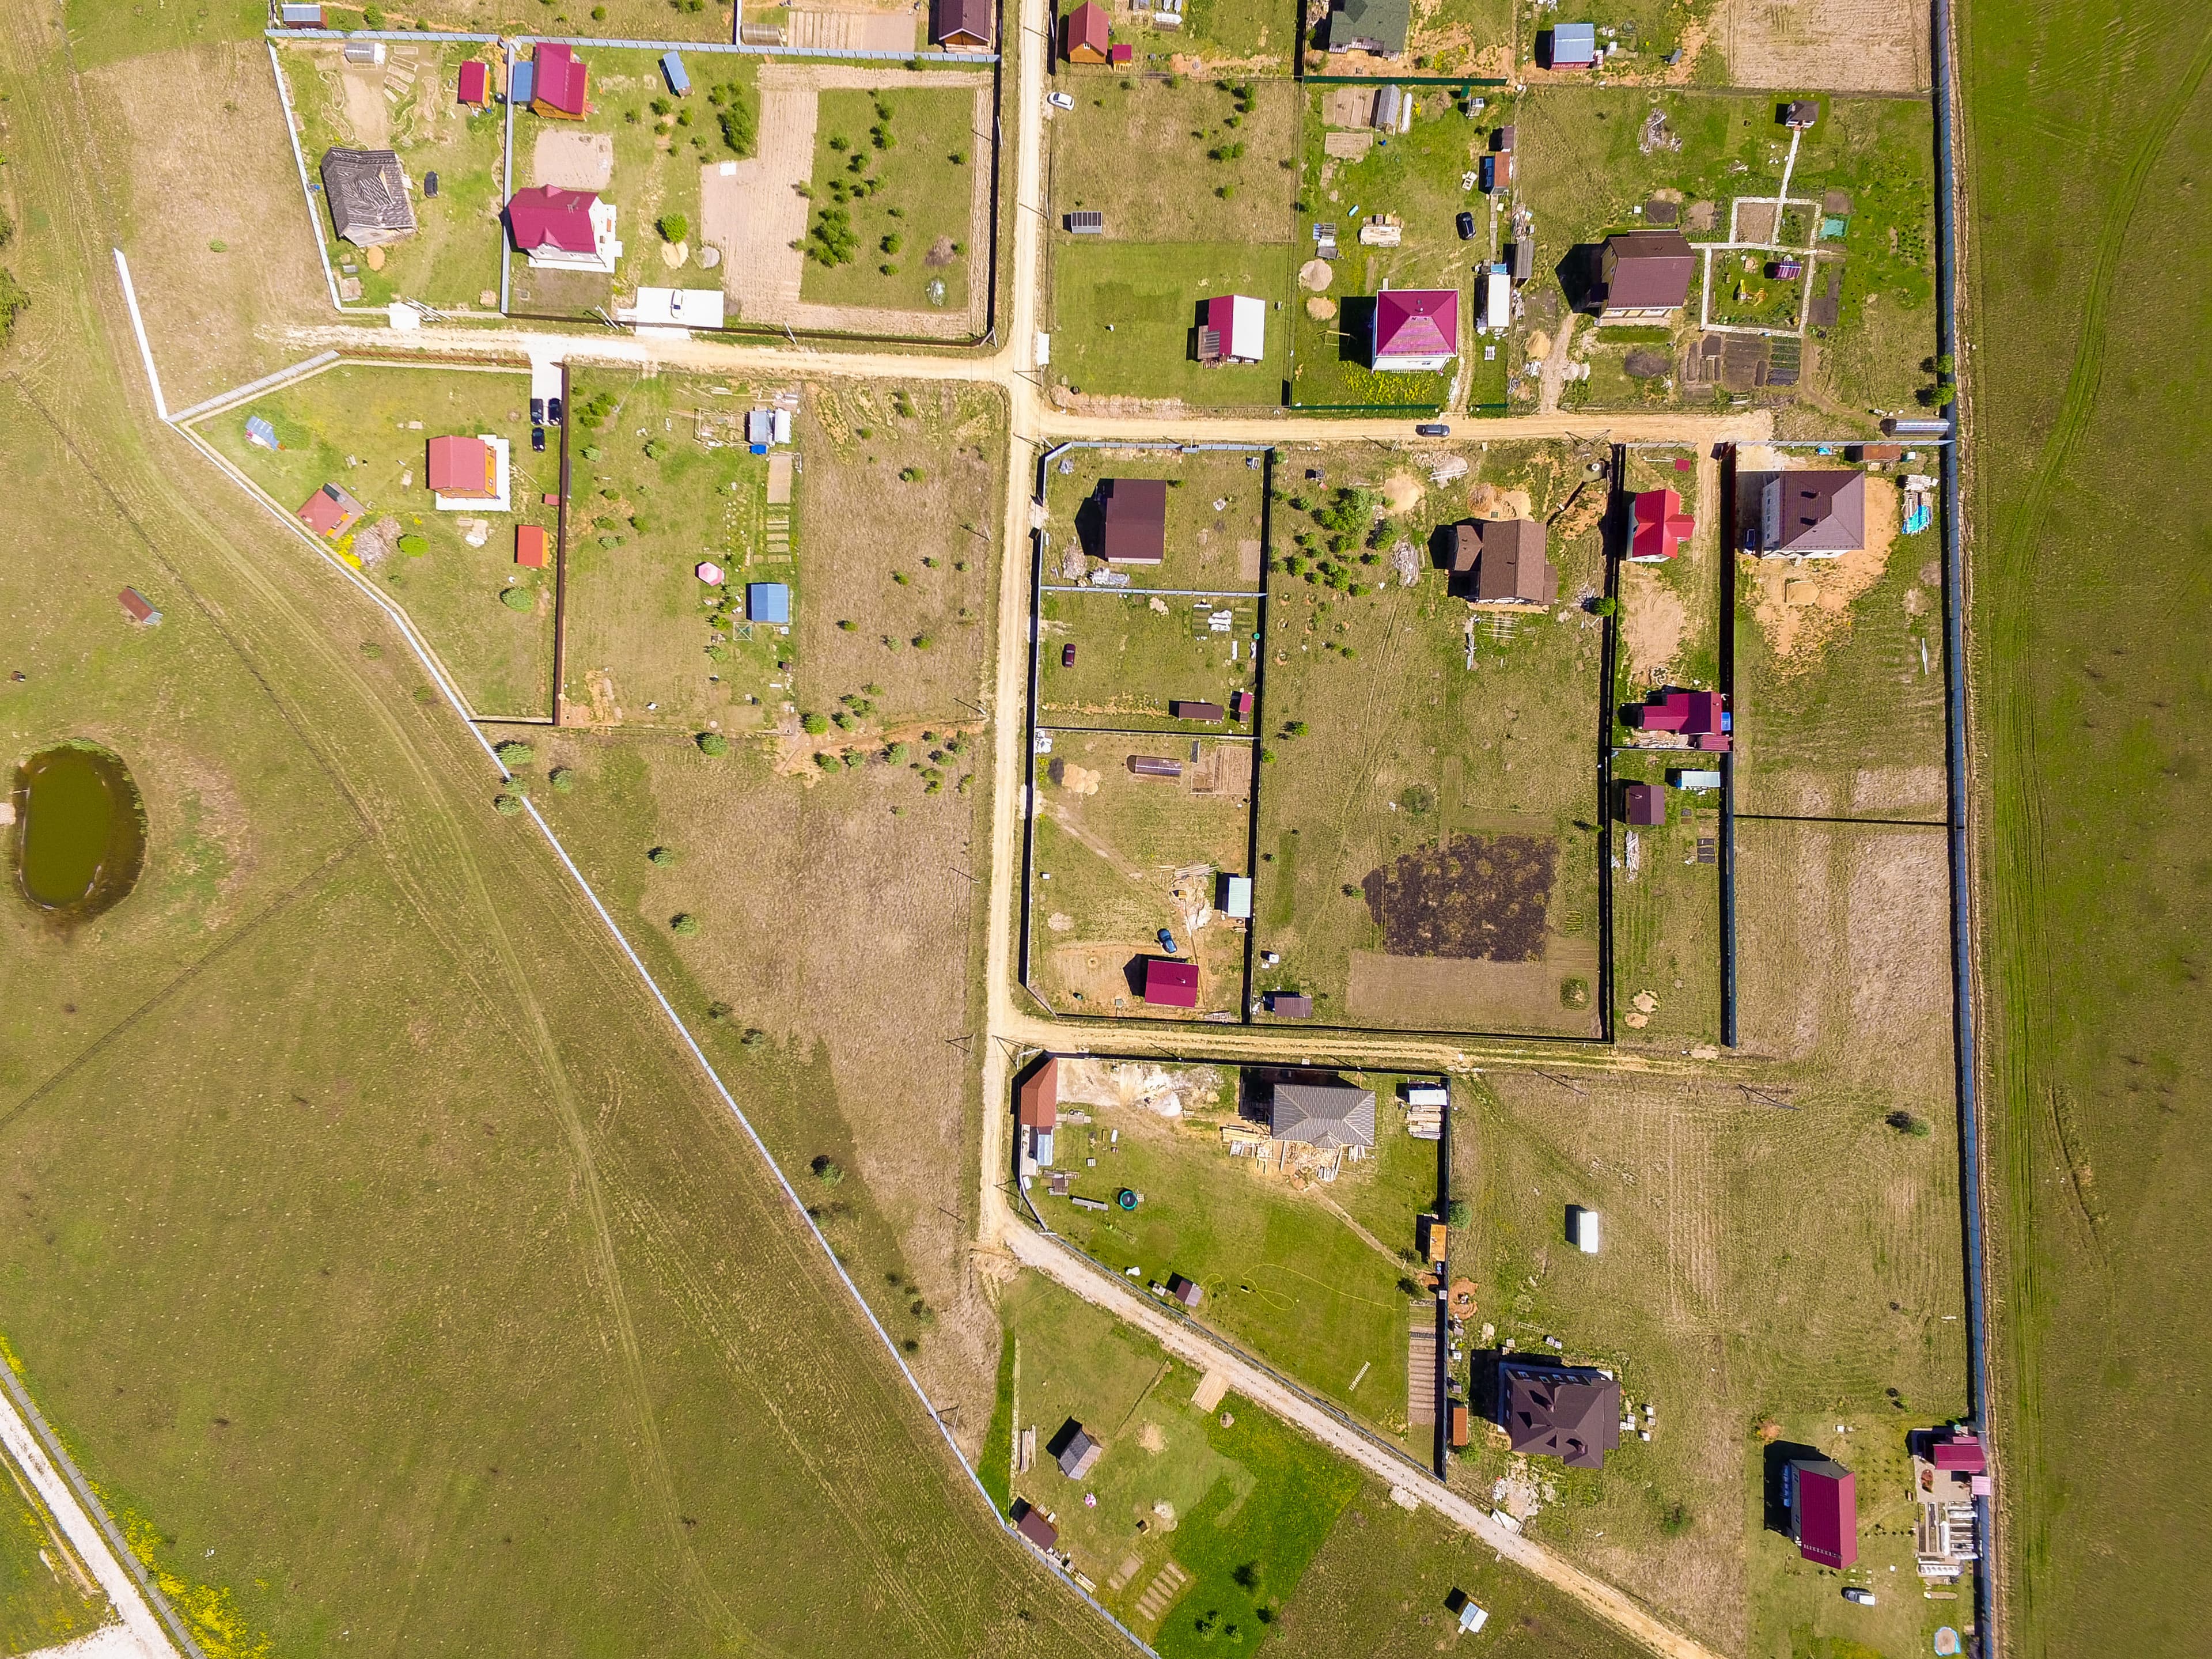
[{"left": 10, "top": 745, "right": 146, "bottom": 921}]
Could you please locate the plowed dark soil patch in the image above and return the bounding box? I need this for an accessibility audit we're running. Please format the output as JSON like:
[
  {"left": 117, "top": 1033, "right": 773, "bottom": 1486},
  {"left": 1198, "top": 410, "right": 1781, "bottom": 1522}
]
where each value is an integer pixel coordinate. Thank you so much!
[{"left": 1360, "top": 836, "right": 1555, "bottom": 962}]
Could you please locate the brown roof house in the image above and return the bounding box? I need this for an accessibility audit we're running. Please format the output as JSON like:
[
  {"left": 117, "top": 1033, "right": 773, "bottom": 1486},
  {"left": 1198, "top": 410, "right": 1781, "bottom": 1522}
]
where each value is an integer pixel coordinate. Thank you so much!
[
  {"left": 933, "top": 0, "right": 995, "bottom": 49},
  {"left": 1741, "top": 470, "right": 1865, "bottom": 558},
  {"left": 1016, "top": 1054, "right": 1058, "bottom": 1171},
  {"left": 1497, "top": 1362, "right": 1621, "bottom": 1469},
  {"left": 1597, "top": 230, "right": 1695, "bottom": 321},
  {"left": 1097, "top": 477, "right": 1168, "bottom": 563},
  {"left": 1448, "top": 519, "right": 1558, "bottom": 606},
  {"left": 1051, "top": 1421, "right": 1104, "bottom": 1480},
  {"left": 318, "top": 148, "right": 416, "bottom": 247}
]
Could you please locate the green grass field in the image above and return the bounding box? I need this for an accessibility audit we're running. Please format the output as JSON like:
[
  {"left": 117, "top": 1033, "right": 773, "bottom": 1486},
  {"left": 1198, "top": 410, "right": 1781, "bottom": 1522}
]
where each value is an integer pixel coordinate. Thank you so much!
[
  {"left": 995, "top": 1270, "right": 1360, "bottom": 1652},
  {"left": 0, "top": 1450, "right": 109, "bottom": 1653},
  {"left": 1964, "top": 6, "right": 2212, "bottom": 1654},
  {"left": 801, "top": 88, "right": 982, "bottom": 315},
  {"left": 281, "top": 41, "right": 507, "bottom": 313},
  {"left": 1051, "top": 241, "right": 1296, "bottom": 407},
  {"left": 1039, "top": 591, "right": 1261, "bottom": 731},
  {"left": 1050, "top": 77, "right": 1300, "bottom": 245},
  {"left": 199, "top": 363, "right": 556, "bottom": 719},
  {"left": 0, "top": 25, "right": 1126, "bottom": 1650},
  {"left": 1251, "top": 442, "right": 1605, "bottom": 1034},
  {"left": 1034, "top": 1066, "right": 1440, "bottom": 1442}
]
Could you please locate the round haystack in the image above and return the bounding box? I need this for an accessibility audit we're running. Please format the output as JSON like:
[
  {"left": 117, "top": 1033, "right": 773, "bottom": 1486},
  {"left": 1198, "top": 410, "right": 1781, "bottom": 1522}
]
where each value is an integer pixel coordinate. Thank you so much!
[
  {"left": 363, "top": 245, "right": 386, "bottom": 271},
  {"left": 1305, "top": 296, "right": 1337, "bottom": 321},
  {"left": 1298, "top": 257, "right": 1333, "bottom": 292},
  {"left": 659, "top": 240, "right": 690, "bottom": 268}
]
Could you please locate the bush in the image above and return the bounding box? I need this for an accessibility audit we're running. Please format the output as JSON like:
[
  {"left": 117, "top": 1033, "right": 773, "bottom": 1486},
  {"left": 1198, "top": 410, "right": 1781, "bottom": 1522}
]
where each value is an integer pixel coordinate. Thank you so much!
[
  {"left": 549, "top": 767, "right": 577, "bottom": 793},
  {"left": 498, "top": 587, "right": 534, "bottom": 612},
  {"left": 696, "top": 732, "right": 729, "bottom": 756},
  {"left": 810, "top": 1154, "right": 844, "bottom": 1184},
  {"left": 493, "top": 792, "right": 523, "bottom": 815},
  {"left": 657, "top": 212, "right": 689, "bottom": 244},
  {"left": 801, "top": 713, "right": 830, "bottom": 736},
  {"left": 884, "top": 741, "right": 910, "bottom": 766},
  {"left": 1402, "top": 783, "right": 1435, "bottom": 815},
  {"left": 647, "top": 845, "right": 676, "bottom": 866},
  {"left": 396, "top": 533, "right": 427, "bottom": 557},
  {"left": 805, "top": 206, "right": 859, "bottom": 267},
  {"left": 643, "top": 438, "right": 668, "bottom": 461},
  {"left": 899, "top": 465, "right": 924, "bottom": 482},
  {"left": 671, "top": 914, "right": 702, "bottom": 937},
  {"left": 649, "top": 96, "right": 673, "bottom": 118},
  {"left": 493, "top": 739, "right": 536, "bottom": 768},
  {"left": 1887, "top": 1109, "right": 1933, "bottom": 1138},
  {"left": 717, "top": 89, "right": 758, "bottom": 156},
  {"left": 1446, "top": 1198, "right": 1471, "bottom": 1229},
  {"left": 0, "top": 269, "right": 31, "bottom": 341}
]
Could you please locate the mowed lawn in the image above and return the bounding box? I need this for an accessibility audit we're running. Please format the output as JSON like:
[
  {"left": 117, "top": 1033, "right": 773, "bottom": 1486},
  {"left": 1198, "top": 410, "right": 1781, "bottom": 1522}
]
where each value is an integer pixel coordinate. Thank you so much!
[
  {"left": 201, "top": 363, "right": 555, "bottom": 718},
  {"left": 1035, "top": 1078, "right": 1440, "bottom": 1442},
  {"left": 1044, "top": 72, "right": 1300, "bottom": 404},
  {"left": 996, "top": 1272, "right": 1359, "bottom": 1653},
  {"left": 801, "top": 88, "right": 984, "bottom": 315},
  {"left": 1452, "top": 1071, "right": 1969, "bottom": 1656},
  {"left": 1038, "top": 590, "right": 1260, "bottom": 731},
  {"left": 1251, "top": 442, "right": 1607, "bottom": 1034},
  {"left": 281, "top": 40, "right": 506, "bottom": 312},
  {"left": 1029, "top": 731, "right": 1253, "bottom": 1018},
  {"left": 1043, "top": 446, "right": 1267, "bottom": 592}
]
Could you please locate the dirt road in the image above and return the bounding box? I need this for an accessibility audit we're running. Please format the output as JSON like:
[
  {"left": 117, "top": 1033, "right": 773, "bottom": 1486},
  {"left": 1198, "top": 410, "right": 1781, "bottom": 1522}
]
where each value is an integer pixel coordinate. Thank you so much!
[{"left": 1004, "top": 1225, "right": 1728, "bottom": 1659}]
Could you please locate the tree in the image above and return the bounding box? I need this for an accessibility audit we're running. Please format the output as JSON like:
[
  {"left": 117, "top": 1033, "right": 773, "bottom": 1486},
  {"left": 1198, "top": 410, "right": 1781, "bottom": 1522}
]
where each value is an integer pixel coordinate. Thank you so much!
[
  {"left": 549, "top": 767, "right": 577, "bottom": 793},
  {"left": 656, "top": 212, "right": 689, "bottom": 244},
  {"left": 810, "top": 1154, "right": 844, "bottom": 1184},
  {"left": 493, "top": 793, "right": 523, "bottom": 816},
  {"left": 494, "top": 739, "right": 535, "bottom": 767},
  {"left": 1446, "top": 1198, "right": 1472, "bottom": 1229},
  {"left": 696, "top": 732, "right": 729, "bottom": 756},
  {"left": 671, "top": 913, "right": 702, "bottom": 936},
  {"left": 647, "top": 845, "right": 676, "bottom": 866},
  {"left": 801, "top": 713, "right": 830, "bottom": 736},
  {"left": 499, "top": 586, "right": 533, "bottom": 612}
]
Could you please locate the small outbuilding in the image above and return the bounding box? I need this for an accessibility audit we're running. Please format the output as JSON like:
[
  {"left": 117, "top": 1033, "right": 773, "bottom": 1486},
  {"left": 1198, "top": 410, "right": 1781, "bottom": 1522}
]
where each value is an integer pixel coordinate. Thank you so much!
[
  {"left": 1052, "top": 1422, "right": 1104, "bottom": 1480},
  {"left": 1569, "top": 1205, "right": 1601, "bottom": 1253},
  {"left": 1098, "top": 477, "right": 1168, "bottom": 563},
  {"left": 1017, "top": 1054, "right": 1058, "bottom": 1169},
  {"left": 1127, "top": 755, "right": 1183, "bottom": 779},
  {"left": 514, "top": 525, "right": 549, "bottom": 568},
  {"left": 245, "top": 415, "right": 280, "bottom": 451},
  {"left": 457, "top": 59, "right": 490, "bottom": 107},
  {"left": 1065, "top": 210, "right": 1105, "bottom": 236},
  {"left": 1172, "top": 700, "right": 1225, "bottom": 722},
  {"left": 1264, "top": 991, "right": 1313, "bottom": 1018},
  {"left": 1143, "top": 958, "right": 1200, "bottom": 1007},
  {"left": 1229, "top": 690, "right": 1254, "bottom": 721},
  {"left": 933, "top": 0, "right": 997, "bottom": 50},
  {"left": 1196, "top": 294, "right": 1266, "bottom": 366},
  {"left": 117, "top": 588, "right": 162, "bottom": 626},
  {"left": 1623, "top": 782, "right": 1664, "bottom": 827},
  {"left": 1012, "top": 1503, "right": 1059, "bottom": 1551},
  {"left": 279, "top": 3, "right": 327, "bottom": 24},
  {"left": 1219, "top": 874, "right": 1253, "bottom": 919},
  {"left": 1546, "top": 22, "right": 1597, "bottom": 68},
  {"left": 296, "top": 482, "right": 365, "bottom": 539},
  {"left": 1168, "top": 1274, "right": 1202, "bottom": 1309},
  {"left": 747, "top": 582, "right": 791, "bottom": 624},
  {"left": 660, "top": 51, "right": 690, "bottom": 97},
  {"left": 1786, "top": 1457, "right": 1859, "bottom": 1569},
  {"left": 695, "top": 560, "right": 724, "bottom": 585}
]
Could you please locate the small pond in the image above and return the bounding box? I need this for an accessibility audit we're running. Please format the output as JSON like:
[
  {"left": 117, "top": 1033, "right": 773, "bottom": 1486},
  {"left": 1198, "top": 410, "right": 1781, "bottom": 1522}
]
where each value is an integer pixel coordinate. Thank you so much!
[{"left": 10, "top": 744, "right": 146, "bottom": 921}]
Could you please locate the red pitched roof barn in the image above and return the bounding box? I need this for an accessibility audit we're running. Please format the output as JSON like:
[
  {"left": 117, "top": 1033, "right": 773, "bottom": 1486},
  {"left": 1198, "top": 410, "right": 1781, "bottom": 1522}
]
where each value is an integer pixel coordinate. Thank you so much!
[
  {"left": 427, "top": 434, "right": 496, "bottom": 499},
  {"left": 1628, "top": 488, "right": 1695, "bottom": 562},
  {"left": 1786, "top": 1458, "right": 1858, "bottom": 1569},
  {"left": 1099, "top": 477, "right": 1168, "bottom": 563},
  {"left": 1017, "top": 1055, "right": 1059, "bottom": 1130},
  {"left": 1144, "top": 958, "right": 1200, "bottom": 1007},
  {"left": 297, "top": 482, "right": 366, "bottom": 539},
  {"left": 531, "top": 42, "right": 589, "bottom": 119},
  {"left": 1062, "top": 1, "right": 1111, "bottom": 62},
  {"left": 457, "top": 59, "right": 489, "bottom": 106},
  {"left": 506, "top": 185, "right": 602, "bottom": 256},
  {"left": 1370, "top": 289, "right": 1460, "bottom": 371},
  {"left": 515, "top": 525, "right": 550, "bottom": 568}
]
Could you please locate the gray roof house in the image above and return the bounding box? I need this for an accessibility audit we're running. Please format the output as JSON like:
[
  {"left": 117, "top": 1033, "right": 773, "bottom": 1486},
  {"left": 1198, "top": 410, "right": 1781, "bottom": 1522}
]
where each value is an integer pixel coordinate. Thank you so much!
[
  {"left": 1052, "top": 1423, "right": 1103, "bottom": 1480},
  {"left": 319, "top": 148, "right": 416, "bottom": 247},
  {"left": 1742, "top": 470, "right": 1866, "bottom": 557},
  {"left": 1327, "top": 0, "right": 1409, "bottom": 56},
  {"left": 1268, "top": 1082, "right": 1377, "bottom": 1151}
]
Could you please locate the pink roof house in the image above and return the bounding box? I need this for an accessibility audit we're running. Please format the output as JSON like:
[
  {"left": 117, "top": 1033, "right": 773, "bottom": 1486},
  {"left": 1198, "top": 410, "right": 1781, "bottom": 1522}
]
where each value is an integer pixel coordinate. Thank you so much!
[
  {"left": 1144, "top": 959, "right": 1200, "bottom": 1008},
  {"left": 1628, "top": 488, "right": 1696, "bottom": 562},
  {"left": 1370, "top": 289, "right": 1460, "bottom": 372}
]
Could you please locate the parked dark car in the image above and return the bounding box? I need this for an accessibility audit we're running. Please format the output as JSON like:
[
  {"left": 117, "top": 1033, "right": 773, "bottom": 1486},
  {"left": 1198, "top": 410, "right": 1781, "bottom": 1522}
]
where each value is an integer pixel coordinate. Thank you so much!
[
  {"left": 1156, "top": 928, "right": 1178, "bottom": 953},
  {"left": 1415, "top": 422, "right": 1452, "bottom": 438},
  {"left": 547, "top": 396, "right": 564, "bottom": 426},
  {"left": 1062, "top": 642, "right": 1077, "bottom": 668},
  {"left": 1456, "top": 210, "right": 1477, "bottom": 240},
  {"left": 531, "top": 426, "right": 547, "bottom": 453},
  {"left": 530, "top": 397, "right": 546, "bottom": 425},
  {"left": 423, "top": 171, "right": 440, "bottom": 198}
]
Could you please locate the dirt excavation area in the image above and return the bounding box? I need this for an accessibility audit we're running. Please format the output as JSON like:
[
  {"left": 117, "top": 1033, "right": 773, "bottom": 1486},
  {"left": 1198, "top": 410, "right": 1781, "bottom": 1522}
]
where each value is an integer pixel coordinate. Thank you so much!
[
  {"left": 1738, "top": 444, "right": 1903, "bottom": 662},
  {"left": 1717, "top": 0, "right": 1932, "bottom": 93},
  {"left": 533, "top": 128, "right": 613, "bottom": 190},
  {"left": 698, "top": 65, "right": 991, "bottom": 340}
]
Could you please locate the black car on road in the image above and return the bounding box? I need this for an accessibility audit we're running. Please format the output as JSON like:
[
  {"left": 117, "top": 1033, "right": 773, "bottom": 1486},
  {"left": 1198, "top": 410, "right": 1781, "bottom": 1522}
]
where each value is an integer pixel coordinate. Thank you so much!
[
  {"left": 1456, "top": 210, "right": 1477, "bottom": 240},
  {"left": 1415, "top": 423, "right": 1451, "bottom": 438}
]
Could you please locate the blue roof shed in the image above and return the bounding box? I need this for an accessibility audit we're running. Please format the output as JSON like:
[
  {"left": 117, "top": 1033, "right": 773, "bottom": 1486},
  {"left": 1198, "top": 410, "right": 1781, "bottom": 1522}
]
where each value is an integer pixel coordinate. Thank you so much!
[
  {"left": 509, "top": 59, "right": 536, "bottom": 106},
  {"left": 748, "top": 582, "right": 791, "bottom": 625},
  {"left": 661, "top": 51, "right": 691, "bottom": 95},
  {"left": 245, "top": 415, "right": 279, "bottom": 450}
]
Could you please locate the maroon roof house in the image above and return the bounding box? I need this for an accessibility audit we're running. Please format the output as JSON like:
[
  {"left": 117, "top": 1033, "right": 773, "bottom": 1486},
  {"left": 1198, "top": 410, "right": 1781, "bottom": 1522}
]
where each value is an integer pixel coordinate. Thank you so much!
[
  {"left": 932, "top": 0, "right": 995, "bottom": 50},
  {"left": 1098, "top": 477, "right": 1168, "bottom": 563},
  {"left": 1497, "top": 1363, "right": 1620, "bottom": 1469},
  {"left": 1598, "top": 230, "right": 1695, "bottom": 320},
  {"left": 1012, "top": 1503, "right": 1059, "bottom": 1551},
  {"left": 1623, "top": 782, "right": 1664, "bottom": 826},
  {"left": 1448, "top": 518, "right": 1557, "bottom": 605},
  {"left": 1265, "top": 991, "right": 1313, "bottom": 1018},
  {"left": 1144, "top": 958, "right": 1200, "bottom": 1007},
  {"left": 1172, "top": 700, "right": 1225, "bottom": 722},
  {"left": 1786, "top": 1457, "right": 1858, "bottom": 1569},
  {"left": 1629, "top": 689, "right": 1725, "bottom": 737},
  {"left": 1743, "top": 470, "right": 1866, "bottom": 557}
]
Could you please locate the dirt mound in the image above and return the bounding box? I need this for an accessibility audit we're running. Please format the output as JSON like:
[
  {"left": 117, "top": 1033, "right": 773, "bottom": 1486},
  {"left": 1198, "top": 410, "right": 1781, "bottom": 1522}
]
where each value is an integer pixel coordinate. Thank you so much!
[
  {"left": 1623, "top": 349, "right": 1671, "bottom": 380},
  {"left": 925, "top": 235, "right": 956, "bottom": 268},
  {"left": 1360, "top": 835, "right": 1556, "bottom": 963},
  {"left": 1298, "top": 258, "right": 1334, "bottom": 292},
  {"left": 1381, "top": 470, "right": 1424, "bottom": 514},
  {"left": 1305, "top": 296, "right": 1337, "bottom": 321}
]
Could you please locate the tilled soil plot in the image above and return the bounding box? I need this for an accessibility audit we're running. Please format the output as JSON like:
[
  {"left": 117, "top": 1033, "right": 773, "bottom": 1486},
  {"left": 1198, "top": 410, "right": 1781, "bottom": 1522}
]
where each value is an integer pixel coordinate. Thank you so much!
[{"left": 1359, "top": 835, "right": 1556, "bottom": 961}]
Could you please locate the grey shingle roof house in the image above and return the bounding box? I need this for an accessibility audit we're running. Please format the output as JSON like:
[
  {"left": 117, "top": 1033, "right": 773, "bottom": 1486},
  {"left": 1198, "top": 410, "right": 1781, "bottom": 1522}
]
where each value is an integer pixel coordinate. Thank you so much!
[
  {"left": 1327, "top": 0, "right": 1409, "bottom": 55},
  {"left": 1268, "top": 1082, "right": 1376, "bottom": 1150},
  {"left": 319, "top": 148, "right": 416, "bottom": 247}
]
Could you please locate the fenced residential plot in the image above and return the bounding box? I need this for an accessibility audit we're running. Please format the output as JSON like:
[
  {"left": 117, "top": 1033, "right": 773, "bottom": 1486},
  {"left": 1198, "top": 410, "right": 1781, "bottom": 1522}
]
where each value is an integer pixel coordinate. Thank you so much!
[
  {"left": 1304, "top": 0, "right": 1515, "bottom": 77},
  {"left": 1251, "top": 440, "right": 1609, "bottom": 1036},
  {"left": 1029, "top": 730, "right": 1255, "bottom": 1019},
  {"left": 195, "top": 360, "right": 558, "bottom": 719},
  {"left": 1509, "top": 87, "right": 1937, "bottom": 434},
  {"left": 1450, "top": 1068, "right": 1968, "bottom": 1657},
  {"left": 275, "top": 39, "right": 508, "bottom": 312},
  {"left": 1020, "top": 1059, "right": 1450, "bottom": 1454}
]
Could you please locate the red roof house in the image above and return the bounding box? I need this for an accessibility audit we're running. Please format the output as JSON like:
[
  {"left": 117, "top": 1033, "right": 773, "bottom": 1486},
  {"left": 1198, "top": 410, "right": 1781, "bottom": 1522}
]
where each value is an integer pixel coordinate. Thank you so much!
[
  {"left": 427, "top": 434, "right": 495, "bottom": 499},
  {"left": 1630, "top": 689, "right": 1725, "bottom": 736},
  {"left": 297, "top": 482, "right": 365, "bottom": 538},
  {"left": 515, "top": 525, "right": 550, "bottom": 568},
  {"left": 1931, "top": 1434, "right": 1987, "bottom": 1474},
  {"left": 507, "top": 185, "right": 600, "bottom": 256},
  {"left": 531, "top": 42, "right": 589, "bottom": 119},
  {"left": 1230, "top": 690, "right": 1255, "bottom": 720},
  {"left": 1627, "top": 488, "right": 1695, "bottom": 562},
  {"left": 457, "top": 59, "right": 489, "bottom": 107},
  {"left": 1017, "top": 1055, "right": 1059, "bottom": 1129},
  {"left": 1370, "top": 289, "right": 1460, "bottom": 372},
  {"left": 1144, "top": 959, "right": 1200, "bottom": 1008},
  {"left": 1786, "top": 1458, "right": 1858, "bottom": 1569},
  {"left": 1063, "top": 1, "right": 1110, "bottom": 62},
  {"left": 931, "top": 0, "right": 995, "bottom": 49}
]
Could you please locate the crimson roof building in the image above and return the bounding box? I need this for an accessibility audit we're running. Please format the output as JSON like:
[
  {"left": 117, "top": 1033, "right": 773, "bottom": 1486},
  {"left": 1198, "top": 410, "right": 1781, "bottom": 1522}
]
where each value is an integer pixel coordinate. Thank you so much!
[
  {"left": 1143, "top": 958, "right": 1199, "bottom": 1007},
  {"left": 1785, "top": 1457, "right": 1858, "bottom": 1569},
  {"left": 1370, "top": 289, "right": 1460, "bottom": 372}
]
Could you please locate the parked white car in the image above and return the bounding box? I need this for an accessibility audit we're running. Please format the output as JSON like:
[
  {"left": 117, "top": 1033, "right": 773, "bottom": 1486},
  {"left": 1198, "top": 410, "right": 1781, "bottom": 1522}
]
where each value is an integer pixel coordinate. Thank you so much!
[{"left": 1047, "top": 92, "right": 1074, "bottom": 111}]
